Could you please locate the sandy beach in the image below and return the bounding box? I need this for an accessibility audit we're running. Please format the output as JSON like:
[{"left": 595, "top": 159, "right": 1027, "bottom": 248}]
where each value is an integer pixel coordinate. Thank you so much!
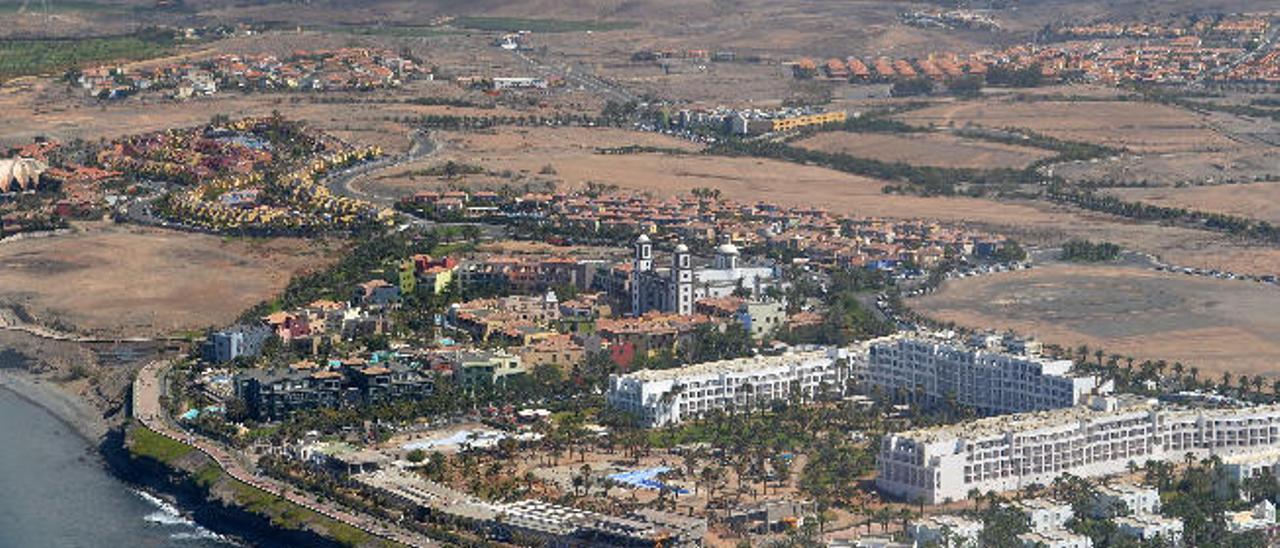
[{"left": 0, "top": 369, "right": 111, "bottom": 443}]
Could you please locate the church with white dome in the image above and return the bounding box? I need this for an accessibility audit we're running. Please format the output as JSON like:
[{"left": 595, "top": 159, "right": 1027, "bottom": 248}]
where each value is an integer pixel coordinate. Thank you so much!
[{"left": 629, "top": 233, "right": 779, "bottom": 316}]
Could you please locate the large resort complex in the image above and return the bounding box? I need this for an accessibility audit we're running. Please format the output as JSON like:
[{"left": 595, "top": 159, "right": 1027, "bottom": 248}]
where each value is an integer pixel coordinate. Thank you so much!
[
  {"left": 606, "top": 347, "right": 854, "bottom": 427},
  {"left": 879, "top": 395, "right": 1280, "bottom": 504},
  {"left": 10, "top": 3, "right": 1280, "bottom": 547},
  {"left": 867, "top": 332, "right": 1111, "bottom": 415}
]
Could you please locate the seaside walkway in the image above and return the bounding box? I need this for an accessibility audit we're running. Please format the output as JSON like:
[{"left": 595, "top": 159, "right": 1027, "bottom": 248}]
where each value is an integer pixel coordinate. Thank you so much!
[{"left": 131, "top": 360, "right": 439, "bottom": 548}]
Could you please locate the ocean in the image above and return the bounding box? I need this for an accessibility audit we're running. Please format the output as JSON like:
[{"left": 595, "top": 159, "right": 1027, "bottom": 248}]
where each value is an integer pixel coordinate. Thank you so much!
[{"left": 0, "top": 387, "right": 235, "bottom": 547}]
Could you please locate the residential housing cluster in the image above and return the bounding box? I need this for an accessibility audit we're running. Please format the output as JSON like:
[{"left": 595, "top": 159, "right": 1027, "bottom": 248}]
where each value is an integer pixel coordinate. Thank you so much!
[
  {"left": 1, "top": 140, "right": 120, "bottom": 237},
  {"left": 75, "top": 48, "right": 427, "bottom": 100},
  {"left": 797, "top": 14, "right": 1278, "bottom": 86},
  {"left": 402, "top": 190, "right": 1008, "bottom": 274}
]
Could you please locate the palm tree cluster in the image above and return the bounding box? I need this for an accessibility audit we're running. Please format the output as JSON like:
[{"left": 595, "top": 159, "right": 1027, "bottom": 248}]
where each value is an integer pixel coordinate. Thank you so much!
[{"left": 1051, "top": 343, "right": 1278, "bottom": 403}]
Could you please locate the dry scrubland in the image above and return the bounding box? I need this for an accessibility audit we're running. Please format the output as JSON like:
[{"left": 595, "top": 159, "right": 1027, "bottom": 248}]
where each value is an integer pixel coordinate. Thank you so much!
[
  {"left": 911, "top": 263, "right": 1280, "bottom": 379},
  {"left": 1054, "top": 148, "right": 1280, "bottom": 186},
  {"left": 0, "top": 223, "right": 333, "bottom": 337},
  {"left": 898, "top": 100, "right": 1238, "bottom": 154},
  {"left": 794, "top": 131, "right": 1054, "bottom": 169},
  {"left": 1106, "top": 183, "right": 1280, "bottom": 226}
]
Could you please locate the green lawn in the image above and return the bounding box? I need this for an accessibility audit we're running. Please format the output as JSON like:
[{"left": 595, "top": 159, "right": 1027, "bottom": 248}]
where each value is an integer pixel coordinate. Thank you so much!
[
  {"left": 452, "top": 16, "right": 636, "bottom": 33},
  {"left": 127, "top": 425, "right": 193, "bottom": 464}
]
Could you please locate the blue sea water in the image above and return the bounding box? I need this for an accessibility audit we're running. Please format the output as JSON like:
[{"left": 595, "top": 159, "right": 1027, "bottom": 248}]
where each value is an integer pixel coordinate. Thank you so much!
[{"left": 0, "top": 387, "right": 234, "bottom": 547}]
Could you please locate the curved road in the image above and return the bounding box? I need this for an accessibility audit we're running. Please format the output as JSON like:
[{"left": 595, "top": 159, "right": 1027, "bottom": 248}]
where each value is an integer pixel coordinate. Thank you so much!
[
  {"left": 325, "top": 130, "right": 438, "bottom": 206},
  {"left": 132, "top": 360, "right": 437, "bottom": 547},
  {"left": 323, "top": 131, "right": 506, "bottom": 238}
]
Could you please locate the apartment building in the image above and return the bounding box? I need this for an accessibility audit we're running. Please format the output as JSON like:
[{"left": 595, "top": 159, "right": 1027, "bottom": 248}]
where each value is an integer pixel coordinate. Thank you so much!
[
  {"left": 235, "top": 362, "right": 433, "bottom": 420},
  {"left": 1017, "top": 529, "right": 1094, "bottom": 548},
  {"left": 1219, "top": 449, "right": 1280, "bottom": 498},
  {"left": 450, "top": 349, "right": 526, "bottom": 388},
  {"left": 606, "top": 347, "right": 852, "bottom": 427},
  {"left": 877, "top": 395, "right": 1280, "bottom": 504},
  {"left": 867, "top": 333, "right": 1110, "bottom": 415},
  {"left": 1114, "top": 515, "right": 1184, "bottom": 545},
  {"left": 1089, "top": 484, "right": 1161, "bottom": 518},
  {"left": 908, "top": 515, "right": 982, "bottom": 547},
  {"left": 1015, "top": 498, "right": 1075, "bottom": 532}
]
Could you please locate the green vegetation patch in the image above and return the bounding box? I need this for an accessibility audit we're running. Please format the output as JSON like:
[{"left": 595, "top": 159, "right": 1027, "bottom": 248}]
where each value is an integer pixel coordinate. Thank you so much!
[
  {"left": 313, "top": 24, "right": 461, "bottom": 38},
  {"left": 226, "top": 479, "right": 378, "bottom": 547},
  {"left": 452, "top": 16, "right": 636, "bottom": 33},
  {"left": 0, "top": 1, "right": 130, "bottom": 14},
  {"left": 128, "top": 425, "right": 193, "bottom": 464},
  {"left": 0, "top": 32, "right": 173, "bottom": 82},
  {"left": 1060, "top": 239, "right": 1122, "bottom": 262}
]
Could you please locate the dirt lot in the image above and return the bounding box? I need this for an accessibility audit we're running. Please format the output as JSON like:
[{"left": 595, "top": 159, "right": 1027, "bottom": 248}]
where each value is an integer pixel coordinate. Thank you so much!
[
  {"left": 794, "top": 130, "right": 1054, "bottom": 169},
  {"left": 898, "top": 99, "right": 1239, "bottom": 154},
  {"left": 1105, "top": 183, "right": 1280, "bottom": 225},
  {"left": 911, "top": 262, "right": 1280, "bottom": 379},
  {"left": 0, "top": 223, "right": 334, "bottom": 338}
]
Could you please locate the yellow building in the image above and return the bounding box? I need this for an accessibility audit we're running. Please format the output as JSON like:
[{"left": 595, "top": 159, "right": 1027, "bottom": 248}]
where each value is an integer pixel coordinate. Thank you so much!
[
  {"left": 770, "top": 111, "right": 847, "bottom": 132},
  {"left": 419, "top": 265, "right": 455, "bottom": 294}
]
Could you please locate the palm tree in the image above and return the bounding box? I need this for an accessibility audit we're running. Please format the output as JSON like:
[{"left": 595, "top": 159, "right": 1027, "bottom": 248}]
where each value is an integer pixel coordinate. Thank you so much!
[{"left": 875, "top": 507, "right": 894, "bottom": 533}]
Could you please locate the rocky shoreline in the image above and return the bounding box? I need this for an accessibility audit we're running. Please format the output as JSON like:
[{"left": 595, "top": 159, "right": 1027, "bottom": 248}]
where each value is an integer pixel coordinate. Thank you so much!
[{"left": 0, "top": 368, "right": 346, "bottom": 548}]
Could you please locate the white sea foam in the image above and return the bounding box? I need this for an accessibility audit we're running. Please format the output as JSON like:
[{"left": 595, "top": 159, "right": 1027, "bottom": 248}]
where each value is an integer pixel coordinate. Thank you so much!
[{"left": 132, "top": 488, "right": 236, "bottom": 545}]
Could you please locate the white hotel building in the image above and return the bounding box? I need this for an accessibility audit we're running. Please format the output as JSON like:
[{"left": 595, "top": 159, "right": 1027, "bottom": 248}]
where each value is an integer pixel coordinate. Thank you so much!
[
  {"left": 878, "top": 395, "right": 1280, "bottom": 504},
  {"left": 867, "top": 333, "right": 1110, "bottom": 415},
  {"left": 606, "top": 347, "right": 853, "bottom": 427}
]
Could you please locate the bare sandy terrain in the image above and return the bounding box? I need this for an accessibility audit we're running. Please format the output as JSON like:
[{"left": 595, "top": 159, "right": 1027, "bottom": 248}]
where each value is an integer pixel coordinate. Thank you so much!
[
  {"left": 911, "top": 263, "right": 1280, "bottom": 379},
  {"left": 898, "top": 99, "right": 1239, "bottom": 154},
  {"left": 1105, "top": 183, "right": 1280, "bottom": 225},
  {"left": 794, "top": 131, "right": 1054, "bottom": 169},
  {"left": 0, "top": 223, "right": 334, "bottom": 337}
]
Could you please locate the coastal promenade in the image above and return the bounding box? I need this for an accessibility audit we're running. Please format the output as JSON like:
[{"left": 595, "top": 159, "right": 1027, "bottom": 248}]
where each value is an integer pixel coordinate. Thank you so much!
[{"left": 131, "top": 360, "right": 439, "bottom": 548}]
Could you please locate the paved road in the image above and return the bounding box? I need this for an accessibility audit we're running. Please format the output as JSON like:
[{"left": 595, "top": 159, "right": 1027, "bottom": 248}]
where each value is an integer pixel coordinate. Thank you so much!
[
  {"left": 320, "top": 131, "right": 507, "bottom": 239},
  {"left": 509, "top": 48, "right": 639, "bottom": 104},
  {"left": 132, "top": 361, "right": 438, "bottom": 548},
  {"left": 324, "top": 130, "right": 437, "bottom": 207}
]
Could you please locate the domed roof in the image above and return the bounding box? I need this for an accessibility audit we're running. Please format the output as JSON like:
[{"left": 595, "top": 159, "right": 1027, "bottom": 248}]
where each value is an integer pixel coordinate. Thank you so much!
[
  {"left": 636, "top": 234, "right": 651, "bottom": 244},
  {"left": 717, "top": 242, "right": 740, "bottom": 255}
]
